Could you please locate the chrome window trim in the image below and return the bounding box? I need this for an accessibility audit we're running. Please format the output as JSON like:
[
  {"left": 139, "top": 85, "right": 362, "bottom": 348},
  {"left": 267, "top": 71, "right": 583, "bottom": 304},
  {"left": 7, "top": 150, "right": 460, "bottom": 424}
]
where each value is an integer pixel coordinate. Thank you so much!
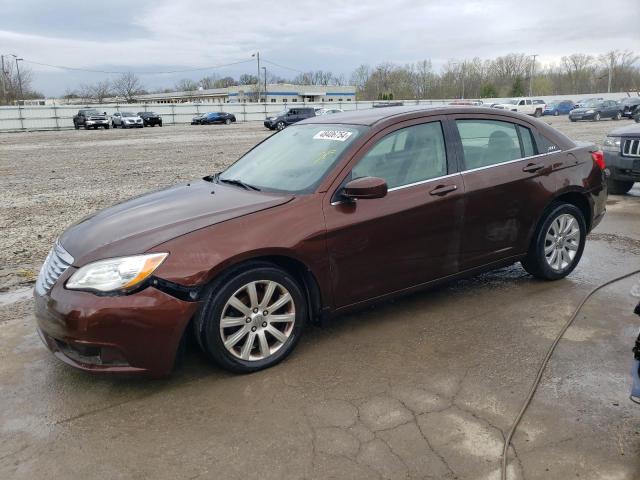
[
  {"left": 461, "top": 149, "right": 562, "bottom": 174},
  {"left": 388, "top": 172, "right": 460, "bottom": 192}
]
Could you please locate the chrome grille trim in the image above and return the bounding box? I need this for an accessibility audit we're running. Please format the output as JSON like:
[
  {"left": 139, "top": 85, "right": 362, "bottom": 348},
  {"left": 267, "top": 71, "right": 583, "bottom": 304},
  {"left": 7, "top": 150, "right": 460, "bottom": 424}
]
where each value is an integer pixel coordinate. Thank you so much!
[
  {"left": 35, "top": 242, "right": 74, "bottom": 295},
  {"left": 623, "top": 138, "right": 640, "bottom": 158}
]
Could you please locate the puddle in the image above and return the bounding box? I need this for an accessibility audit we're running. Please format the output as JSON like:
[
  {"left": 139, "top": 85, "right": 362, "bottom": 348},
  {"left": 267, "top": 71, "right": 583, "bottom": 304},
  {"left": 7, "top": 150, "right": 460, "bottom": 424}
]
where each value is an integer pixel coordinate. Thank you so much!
[{"left": 0, "top": 287, "right": 33, "bottom": 307}]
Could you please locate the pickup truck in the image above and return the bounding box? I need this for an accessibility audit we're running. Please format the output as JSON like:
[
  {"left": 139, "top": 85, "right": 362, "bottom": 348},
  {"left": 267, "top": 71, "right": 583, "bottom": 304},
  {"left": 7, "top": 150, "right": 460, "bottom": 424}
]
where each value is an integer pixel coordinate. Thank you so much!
[
  {"left": 492, "top": 98, "right": 546, "bottom": 117},
  {"left": 73, "top": 109, "right": 110, "bottom": 130}
]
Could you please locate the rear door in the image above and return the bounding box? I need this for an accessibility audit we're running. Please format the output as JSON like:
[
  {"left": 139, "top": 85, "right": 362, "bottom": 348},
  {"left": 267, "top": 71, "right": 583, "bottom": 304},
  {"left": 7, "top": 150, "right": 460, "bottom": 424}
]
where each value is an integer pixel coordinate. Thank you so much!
[
  {"left": 323, "top": 116, "right": 465, "bottom": 308},
  {"left": 451, "top": 114, "right": 558, "bottom": 269}
]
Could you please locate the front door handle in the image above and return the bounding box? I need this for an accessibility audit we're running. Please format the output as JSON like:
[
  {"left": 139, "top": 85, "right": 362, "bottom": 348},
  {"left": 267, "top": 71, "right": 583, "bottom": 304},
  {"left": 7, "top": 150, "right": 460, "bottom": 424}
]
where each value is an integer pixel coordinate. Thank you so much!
[
  {"left": 523, "top": 163, "right": 544, "bottom": 173},
  {"left": 429, "top": 184, "right": 457, "bottom": 196}
]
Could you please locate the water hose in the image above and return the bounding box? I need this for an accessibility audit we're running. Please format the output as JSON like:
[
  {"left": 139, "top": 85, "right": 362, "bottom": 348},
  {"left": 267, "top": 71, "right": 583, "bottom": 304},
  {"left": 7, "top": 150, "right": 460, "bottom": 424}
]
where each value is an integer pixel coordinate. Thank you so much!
[{"left": 501, "top": 269, "right": 640, "bottom": 480}]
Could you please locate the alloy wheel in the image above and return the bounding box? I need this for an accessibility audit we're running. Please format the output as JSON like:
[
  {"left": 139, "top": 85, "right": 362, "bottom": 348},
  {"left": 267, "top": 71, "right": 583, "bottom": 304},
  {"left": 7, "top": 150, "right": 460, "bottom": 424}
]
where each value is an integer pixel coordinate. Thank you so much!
[
  {"left": 544, "top": 213, "right": 580, "bottom": 272},
  {"left": 219, "top": 280, "right": 296, "bottom": 361}
]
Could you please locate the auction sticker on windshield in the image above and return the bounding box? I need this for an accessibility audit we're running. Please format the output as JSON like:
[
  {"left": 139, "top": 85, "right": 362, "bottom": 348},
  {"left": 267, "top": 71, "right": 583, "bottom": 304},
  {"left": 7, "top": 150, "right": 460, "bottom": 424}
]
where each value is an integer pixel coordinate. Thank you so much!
[{"left": 313, "top": 130, "right": 354, "bottom": 141}]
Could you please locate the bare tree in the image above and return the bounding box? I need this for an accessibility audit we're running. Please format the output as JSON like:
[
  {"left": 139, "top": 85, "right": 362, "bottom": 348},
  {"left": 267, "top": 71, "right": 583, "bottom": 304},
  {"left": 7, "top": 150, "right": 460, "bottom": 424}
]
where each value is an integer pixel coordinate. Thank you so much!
[
  {"left": 112, "top": 72, "right": 144, "bottom": 103},
  {"left": 81, "top": 80, "right": 112, "bottom": 103},
  {"left": 199, "top": 74, "right": 219, "bottom": 90},
  {"left": 175, "top": 78, "right": 199, "bottom": 92},
  {"left": 0, "top": 61, "right": 39, "bottom": 105}
]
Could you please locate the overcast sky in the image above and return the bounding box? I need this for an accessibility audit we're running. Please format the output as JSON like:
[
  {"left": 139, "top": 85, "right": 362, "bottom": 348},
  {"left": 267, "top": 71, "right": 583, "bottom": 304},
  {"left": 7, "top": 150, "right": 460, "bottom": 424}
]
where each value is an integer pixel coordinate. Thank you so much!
[{"left": 1, "top": 0, "right": 639, "bottom": 96}]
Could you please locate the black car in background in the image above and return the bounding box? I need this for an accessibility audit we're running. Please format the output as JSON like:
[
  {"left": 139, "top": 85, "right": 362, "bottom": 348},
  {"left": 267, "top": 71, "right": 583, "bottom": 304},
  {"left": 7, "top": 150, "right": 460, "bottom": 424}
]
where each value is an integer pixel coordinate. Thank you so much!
[
  {"left": 569, "top": 100, "right": 622, "bottom": 122},
  {"left": 199, "top": 112, "right": 236, "bottom": 125},
  {"left": 620, "top": 97, "right": 640, "bottom": 119},
  {"left": 603, "top": 122, "right": 640, "bottom": 194},
  {"left": 264, "top": 107, "right": 316, "bottom": 130},
  {"left": 137, "top": 112, "right": 163, "bottom": 127}
]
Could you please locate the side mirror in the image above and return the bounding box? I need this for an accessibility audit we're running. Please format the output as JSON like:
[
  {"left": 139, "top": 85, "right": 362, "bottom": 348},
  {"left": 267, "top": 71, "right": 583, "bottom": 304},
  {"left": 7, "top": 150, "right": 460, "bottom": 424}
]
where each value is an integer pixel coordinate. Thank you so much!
[{"left": 342, "top": 176, "right": 388, "bottom": 200}]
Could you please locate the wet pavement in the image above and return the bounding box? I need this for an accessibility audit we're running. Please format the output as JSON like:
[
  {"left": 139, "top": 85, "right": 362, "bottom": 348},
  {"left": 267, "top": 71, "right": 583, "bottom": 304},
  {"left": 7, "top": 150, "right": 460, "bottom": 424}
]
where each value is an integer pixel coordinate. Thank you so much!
[{"left": 0, "top": 186, "right": 638, "bottom": 479}]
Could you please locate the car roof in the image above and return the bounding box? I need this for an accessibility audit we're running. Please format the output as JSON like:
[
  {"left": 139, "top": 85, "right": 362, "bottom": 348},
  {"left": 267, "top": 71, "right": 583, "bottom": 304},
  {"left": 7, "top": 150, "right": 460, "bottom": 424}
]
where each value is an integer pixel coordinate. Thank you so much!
[{"left": 297, "top": 105, "right": 538, "bottom": 126}]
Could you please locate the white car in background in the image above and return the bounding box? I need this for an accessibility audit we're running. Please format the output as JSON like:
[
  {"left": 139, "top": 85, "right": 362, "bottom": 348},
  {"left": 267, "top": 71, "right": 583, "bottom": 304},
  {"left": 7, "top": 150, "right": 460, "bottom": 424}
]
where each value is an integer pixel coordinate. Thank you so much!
[
  {"left": 111, "top": 111, "right": 144, "bottom": 128},
  {"left": 492, "top": 98, "right": 546, "bottom": 117},
  {"left": 315, "top": 108, "right": 344, "bottom": 115}
]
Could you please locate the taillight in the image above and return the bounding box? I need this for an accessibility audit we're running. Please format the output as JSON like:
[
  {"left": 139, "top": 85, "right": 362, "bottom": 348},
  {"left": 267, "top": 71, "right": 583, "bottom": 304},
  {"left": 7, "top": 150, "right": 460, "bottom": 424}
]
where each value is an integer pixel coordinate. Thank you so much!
[{"left": 591, "top": 150, "right": 605, "bottom": 170}]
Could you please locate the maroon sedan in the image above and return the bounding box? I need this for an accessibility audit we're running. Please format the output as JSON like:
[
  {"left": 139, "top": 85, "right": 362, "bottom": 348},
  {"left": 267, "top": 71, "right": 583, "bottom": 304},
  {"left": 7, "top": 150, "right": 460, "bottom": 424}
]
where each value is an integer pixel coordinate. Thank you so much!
[{"left": 34, "top": 106, "right": 607, "bottom": 376}]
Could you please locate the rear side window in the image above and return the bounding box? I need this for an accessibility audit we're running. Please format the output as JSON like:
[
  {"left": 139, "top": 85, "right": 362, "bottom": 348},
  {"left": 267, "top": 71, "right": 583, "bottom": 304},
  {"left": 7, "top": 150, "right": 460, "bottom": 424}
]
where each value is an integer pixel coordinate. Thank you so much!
[
  {"left": 352, "top": 122, "right": 447, "bottom": 189},
  {"left": 517, "top": 125, "right": 536, "bottom": 157},
  {"left": 456, "top": 120, "right": 524, "bottom": 170},
  {"left": 536, "top": 134, "right": 561, "bottom": 154}
]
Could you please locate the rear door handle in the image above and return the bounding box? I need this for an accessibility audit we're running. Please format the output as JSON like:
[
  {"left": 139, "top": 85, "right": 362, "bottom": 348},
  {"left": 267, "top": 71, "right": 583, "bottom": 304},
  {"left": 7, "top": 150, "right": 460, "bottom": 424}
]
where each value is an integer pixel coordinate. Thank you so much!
[
  {"left": 429, "top": 184, "right": 457, "bottom": 196},
  {"left": 522, "top": 163, "right": 544, "bottom": 173}
]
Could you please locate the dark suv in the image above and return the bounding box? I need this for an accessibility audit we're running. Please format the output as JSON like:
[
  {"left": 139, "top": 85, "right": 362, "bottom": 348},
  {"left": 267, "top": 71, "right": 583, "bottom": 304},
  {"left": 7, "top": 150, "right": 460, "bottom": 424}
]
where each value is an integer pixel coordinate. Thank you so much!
[
  {"left": 603, "top": 123, "right": 640, "bottom": 194},
  {"left": 264, "top": 107, "right": 315, "bottom": 130},
  {"left": 35, "top": 106, "right": 607, "bottom": 377},
  {"left": 73, "top": 109, "right": 109, "bottom": 130},
  {"left": 137, "top": 112, "right": 163, "bottom": 127},
  {"left": 620, "top": 97, "right": 640, "bottom": 119}
]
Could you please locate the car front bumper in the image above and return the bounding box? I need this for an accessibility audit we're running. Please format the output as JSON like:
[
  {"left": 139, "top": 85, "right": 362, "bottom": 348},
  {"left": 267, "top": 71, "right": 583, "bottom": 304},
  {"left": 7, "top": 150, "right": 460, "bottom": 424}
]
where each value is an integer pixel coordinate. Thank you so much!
[
  {"left": 34, "top": 270, "right": 201, "bottom": 376},
  {"left": 86, "top": 120, "right": 109, "bottom": 126},
  {"left": 604, "top": 150, "right": 640, "bottom": 182},
  {"left": 569, "top": 112, "right": 595, "bottom": 121}
]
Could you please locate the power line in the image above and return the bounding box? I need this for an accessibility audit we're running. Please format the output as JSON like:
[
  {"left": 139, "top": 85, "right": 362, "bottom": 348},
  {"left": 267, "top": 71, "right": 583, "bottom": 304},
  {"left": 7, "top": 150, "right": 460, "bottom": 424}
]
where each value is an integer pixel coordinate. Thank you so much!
[
  {"left": 261, "top": 58, "right": 305, "bottom": 74},
  {"left": 18, "top": 58, "right": 255, "bottom": 75}
]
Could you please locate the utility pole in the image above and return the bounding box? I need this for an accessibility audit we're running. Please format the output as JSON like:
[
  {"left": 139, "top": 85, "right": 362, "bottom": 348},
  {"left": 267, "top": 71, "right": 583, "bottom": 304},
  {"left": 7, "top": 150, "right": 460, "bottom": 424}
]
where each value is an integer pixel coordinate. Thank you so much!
[
  {"left": 252, "top": 52, "right": 261, "bottom": 102},
  {"left": 529, "top": 54, "right": 538, "bottom": 97},
  {"left": 607, "top": 55, "right": 614, "bottom": 93},
  {"left": 0, "top": 55, "right": 6, "bottom": 105},
  {"left": 11, "top": 54, "right": 24, "bottom": 104},
  {"left": 262, "top": 66, "right": 267, "bottom": 103}
]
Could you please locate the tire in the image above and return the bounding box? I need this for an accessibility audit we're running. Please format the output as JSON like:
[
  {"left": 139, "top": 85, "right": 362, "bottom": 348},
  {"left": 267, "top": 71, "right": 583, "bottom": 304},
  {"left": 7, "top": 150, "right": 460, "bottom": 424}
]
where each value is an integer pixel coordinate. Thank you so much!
[
  {"left": 614, "top": 111, "right": 622, "bottom": 121},
  {"left": 194, "top": 263, "right": 307, "bottom": 373},
  {"left": 276, "top": 121, "right": 286, "bottom": 131},
  {"left": 635, "top": 117, "right": 640, "bottom": 123},
  {"left": 84, "top": 124, "right": 90, "bottom": 130},
  {"left": 607, "top": 178, "right": 634, "bottom": 195},
  {"left": 534, "top": 109, "right": 542, "bottom": 118},
  {"left": 105, "top": 125, "right": 110, "bottom": 129},
  {"left": 554, "top": 110, "right": 559, "bottom": 116},
  {"left": 74, "top": 122, "right": 79, "bottom": 130},
  {"left": 521, "top": 203, "right": 586, "bottom": 280},
  {"left": 593, "top": 112, "right": 601, "bottom": 121},
  {"left": 570, "top": 118, "right": 577, "bottom": 122},
  {"left": 225, "top": 118, "right": 231, "bottom": 125}
]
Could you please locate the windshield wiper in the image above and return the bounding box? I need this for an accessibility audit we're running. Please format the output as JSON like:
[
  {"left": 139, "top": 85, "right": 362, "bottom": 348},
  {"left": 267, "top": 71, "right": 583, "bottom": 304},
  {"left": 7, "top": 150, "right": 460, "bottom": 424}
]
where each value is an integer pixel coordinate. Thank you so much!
[{"left": 218, "top": 178, "right": 261, "bottom": 191}]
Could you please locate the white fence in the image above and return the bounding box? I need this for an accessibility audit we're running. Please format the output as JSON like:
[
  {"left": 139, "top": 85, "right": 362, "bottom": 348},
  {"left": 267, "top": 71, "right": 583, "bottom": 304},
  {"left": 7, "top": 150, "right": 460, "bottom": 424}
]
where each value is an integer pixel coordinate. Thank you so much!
[{"left": 0, "top": 91, "right": 637, "bottom": 133}]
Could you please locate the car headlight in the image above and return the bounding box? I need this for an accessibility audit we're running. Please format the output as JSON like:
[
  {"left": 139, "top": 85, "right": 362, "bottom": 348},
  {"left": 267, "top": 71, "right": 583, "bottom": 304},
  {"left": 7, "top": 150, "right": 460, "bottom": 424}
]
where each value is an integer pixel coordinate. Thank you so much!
[
  {"left": 603, "top": 136, "right": 622, "bottom": 152},
  {"left": 66, "top": 253, "right": 168, "bottom": 292},
  {"left": 585, "top": 109, "right": 594, "bottom": 114}
]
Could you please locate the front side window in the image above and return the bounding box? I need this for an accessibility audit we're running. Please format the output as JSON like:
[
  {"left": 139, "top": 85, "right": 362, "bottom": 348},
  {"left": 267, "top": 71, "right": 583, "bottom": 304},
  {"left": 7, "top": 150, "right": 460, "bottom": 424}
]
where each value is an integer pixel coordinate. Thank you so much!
[
  {"left": 456, "top": 119, "right": 524, "bottom": 170},
  {"left": 352, "top": 122, "right": 447, "bottom": 189},
  {"left": 220, "top": 124, "right": 365, "bottom": 193}
]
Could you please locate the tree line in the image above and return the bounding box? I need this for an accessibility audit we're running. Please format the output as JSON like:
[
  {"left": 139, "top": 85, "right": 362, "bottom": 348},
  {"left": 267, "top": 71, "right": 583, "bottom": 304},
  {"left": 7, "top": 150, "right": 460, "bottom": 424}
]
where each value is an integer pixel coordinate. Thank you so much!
[{"left": 2, "top": 50, "right": 638, "bottom": 105}]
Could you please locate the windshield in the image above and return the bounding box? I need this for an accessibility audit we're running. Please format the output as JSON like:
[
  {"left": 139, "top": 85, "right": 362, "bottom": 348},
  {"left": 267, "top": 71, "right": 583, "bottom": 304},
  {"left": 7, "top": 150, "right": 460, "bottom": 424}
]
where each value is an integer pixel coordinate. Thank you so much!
[
  {"left": 122, "top": 112, "right": 135, "bottom": 116},
  {"left": 583, "top": 101, "right": 601, "bottom": 108},
  {"left": 220, "top": 124, "right": 365, "bottom": 193},
  {"left": 85, "top": 110, "right": 100, "bottom": 115}
]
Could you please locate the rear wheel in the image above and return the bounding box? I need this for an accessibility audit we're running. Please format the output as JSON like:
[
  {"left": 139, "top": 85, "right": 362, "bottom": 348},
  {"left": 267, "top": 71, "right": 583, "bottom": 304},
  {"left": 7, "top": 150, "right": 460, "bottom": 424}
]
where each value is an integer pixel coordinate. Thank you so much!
[
  {"left": 534, "top": 109, "right": 542, "bottom": 117},
  {"left": 521, "top": 203, "right": 586, "bottom": 280},
  {"left": 614, "top": 111, "right": 622, "bottom": 121},
  {"left": 593, "top": 112, "right": 601, "bottom": 121},
  {"left": 554, "top": 110, "right": 559, "bottom": 116},
  {"left": 74, "top": 121, "right": 79, "bottom": 130},
  {"left": 607, "top": 179, "right": 634, "bottom": 195},
  {"left": 194, "top": 263, "right": 307, "bottom": 373}
]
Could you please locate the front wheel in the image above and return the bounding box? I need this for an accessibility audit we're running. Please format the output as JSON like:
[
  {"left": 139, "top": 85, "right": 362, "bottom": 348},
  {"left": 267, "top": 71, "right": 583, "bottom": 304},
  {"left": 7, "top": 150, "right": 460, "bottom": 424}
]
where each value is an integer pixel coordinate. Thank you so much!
[
  {"left": 74, "top": 122, "right": 80, "bottom": 130},
  {"left": 593, "top": 112, "right": 601, "bottom": 121},
  {"left": 104, "top": 125, "right": 110, "bottom": 129},
  {"left": 194, "top": 264, "right": 307, "bottom": 373},
  {"left": 521, "top": 203, "right": 586, "bottom": 280},
  {"left": 607, "top": 179, "right": 634, "bottom": 195},
  {"left": 534, "top": 109, "right": 542, "bottom": 118},
  {"left": 276, "top": 121, "right": 286, "bottom": 131},
  {"left": 614, "top": 111, "right": 622, "bottom": 121},
  {"left": 554, "top": 110, "right": 559, "bottom": 116},
  {"left": 225, "top": 118, "right": 231, "bottom": 125}
]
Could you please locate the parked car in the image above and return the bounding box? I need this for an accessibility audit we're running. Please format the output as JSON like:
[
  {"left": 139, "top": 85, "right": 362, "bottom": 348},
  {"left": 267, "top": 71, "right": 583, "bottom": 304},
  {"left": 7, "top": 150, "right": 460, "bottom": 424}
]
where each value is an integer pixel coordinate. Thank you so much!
[
  {"left": 619, "top": 97, "right": 640, "bottom": 119},
  {"left": 264, "top": 107, "right": 315, "bottom": 130},
  {"left": 543, "top": 100, "right": 575, "bottom": 116},
  {"left": 191, "top": 114, "right": 205, "bottom": 125},
  {"left": 634, "top": 109, "right": 640, "bottom": 123},
  {"left": 569, "top": 100, "right": 622, "bottom": 122},
  {"left": 574, "top": 97, "right": 603, "bottom": 109},
  {"left": 602, "top": 122, "right": 640, "bottom": 194},
  {"left": 111, "top": 112, "right": 144, "bottom": 128},
  {"left": 137, "top": 112, "right": 163, "bottom": 127},
  {"left": 34, "top": 106, "right": 607, "bottom": 376},
  {"left": 492, "top": 98, "right": 546, "bottom": 117},
  {"left": 315, "top": 108, "right": 344, "bottom": 115},
  {"left": 199, "top": 112, "right": 236, "bottom": 125},
  {"left": 73, "top": 109, "right": 109, "bottom": 130}
]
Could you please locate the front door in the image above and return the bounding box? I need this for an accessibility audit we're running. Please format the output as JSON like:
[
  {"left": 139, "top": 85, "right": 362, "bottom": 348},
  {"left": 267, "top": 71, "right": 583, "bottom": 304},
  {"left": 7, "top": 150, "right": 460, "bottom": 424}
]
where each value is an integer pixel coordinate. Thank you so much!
[{"left": 323, "top": 117, "right": 465, "bottom": 309}]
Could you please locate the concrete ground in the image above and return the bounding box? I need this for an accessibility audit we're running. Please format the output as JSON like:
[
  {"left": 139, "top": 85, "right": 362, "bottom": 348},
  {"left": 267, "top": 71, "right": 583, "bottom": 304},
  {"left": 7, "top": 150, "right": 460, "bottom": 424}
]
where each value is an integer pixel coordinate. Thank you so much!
[{"left": 1, "top": 117, "right": 640, "bottom": 479}]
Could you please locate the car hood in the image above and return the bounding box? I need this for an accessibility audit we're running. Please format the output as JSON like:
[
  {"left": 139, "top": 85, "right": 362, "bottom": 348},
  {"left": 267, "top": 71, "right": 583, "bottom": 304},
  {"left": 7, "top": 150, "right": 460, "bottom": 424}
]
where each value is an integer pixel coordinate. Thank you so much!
[
  {"left": 59, "top": 180, "right": 294, "bottom": 266},
  {"left": 607, "top": 123, "right": 640, "bottom": 137}
]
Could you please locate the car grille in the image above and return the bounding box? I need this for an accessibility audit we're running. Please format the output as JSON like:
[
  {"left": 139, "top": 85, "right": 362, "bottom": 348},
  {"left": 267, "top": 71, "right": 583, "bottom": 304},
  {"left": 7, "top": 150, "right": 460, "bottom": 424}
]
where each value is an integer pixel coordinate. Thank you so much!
[
  {"left": 35, "top": 242, "right": 74, "bottom": 295},
  {"left": 622, "top": 138, "right": 640, "bottom": 158}
]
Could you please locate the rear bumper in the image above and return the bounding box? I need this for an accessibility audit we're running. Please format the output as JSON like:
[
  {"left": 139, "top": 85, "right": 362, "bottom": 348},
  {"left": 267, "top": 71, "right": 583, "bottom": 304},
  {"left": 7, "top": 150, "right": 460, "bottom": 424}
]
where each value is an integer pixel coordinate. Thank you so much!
[
  {"left": 605, "top": 151, "right": 640, "bottom": 182},
  {"left": 34, "top": 278, "right": 201, "bottom": 377}
]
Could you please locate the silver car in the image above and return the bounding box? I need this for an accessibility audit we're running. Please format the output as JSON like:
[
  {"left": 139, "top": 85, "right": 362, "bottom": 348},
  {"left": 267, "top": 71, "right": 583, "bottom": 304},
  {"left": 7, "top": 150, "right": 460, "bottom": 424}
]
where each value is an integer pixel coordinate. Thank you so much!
[{"left": 111, "top": 112, "right": 144, "bottom": 129}]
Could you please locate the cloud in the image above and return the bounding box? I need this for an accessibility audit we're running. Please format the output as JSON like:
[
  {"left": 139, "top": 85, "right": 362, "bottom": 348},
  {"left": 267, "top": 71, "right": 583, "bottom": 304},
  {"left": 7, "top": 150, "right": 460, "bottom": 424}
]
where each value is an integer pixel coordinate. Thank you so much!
[{"left": 1, "top": 0, "right": 638, "bottom": 95}]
